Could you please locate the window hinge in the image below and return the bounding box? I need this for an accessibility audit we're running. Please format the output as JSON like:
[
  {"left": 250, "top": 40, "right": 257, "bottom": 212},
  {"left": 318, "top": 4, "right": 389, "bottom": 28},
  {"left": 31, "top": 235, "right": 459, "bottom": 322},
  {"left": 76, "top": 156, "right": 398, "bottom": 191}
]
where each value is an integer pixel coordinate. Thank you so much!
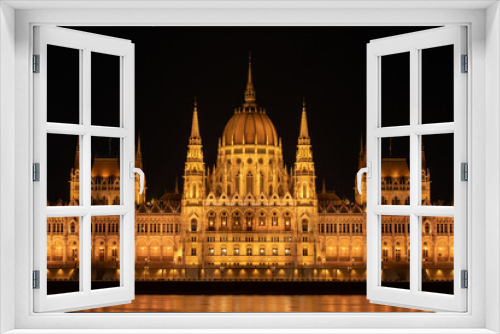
[
  {"left": 33, "top": 270, "right": 40, "bottom": 289},
  {"left": 461, "top": 162, "right": 468, "bottom": 181},
  {"left": 33, "top": 54, "right": 40, "bottom": 73},
  {"left": 33, "top": 163, "right": 40, "bottom": 182},
  {"left": 461, "top": 54, "right": 468, "bottom": 73},
  {"left": 461, "top": 270, "right": 468, "bottom": 289}
]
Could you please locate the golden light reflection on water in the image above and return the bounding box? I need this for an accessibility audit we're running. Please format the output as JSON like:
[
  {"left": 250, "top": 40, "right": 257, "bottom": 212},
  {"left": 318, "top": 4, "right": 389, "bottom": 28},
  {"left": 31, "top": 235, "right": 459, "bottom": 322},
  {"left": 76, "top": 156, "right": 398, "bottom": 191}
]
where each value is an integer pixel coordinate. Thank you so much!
[{"left": 79, "top": 295, "right": 425, "bottom": 313}]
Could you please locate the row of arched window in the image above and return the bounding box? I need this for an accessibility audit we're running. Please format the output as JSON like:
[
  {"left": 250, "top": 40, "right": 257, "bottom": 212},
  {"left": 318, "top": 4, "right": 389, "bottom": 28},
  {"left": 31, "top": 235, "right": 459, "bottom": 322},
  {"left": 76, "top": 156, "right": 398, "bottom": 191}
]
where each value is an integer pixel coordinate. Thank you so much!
[
  {"left": 319, "top": 223, "right": 363, "bottom": 234},
  {"left": 137, "top": 223, "right": 180, "bottom": 234},
  {"left": 381, "top": 196, "right": 410, "bottom": 205},
  {"left": 201, "top": 245, "right": 294, "bottom": 257},
  {"left": 92, "top": 223, "right": 119, "bottom": 233},
  {"left": 47, "top": 222, "right": 77, "bottom": 233}
]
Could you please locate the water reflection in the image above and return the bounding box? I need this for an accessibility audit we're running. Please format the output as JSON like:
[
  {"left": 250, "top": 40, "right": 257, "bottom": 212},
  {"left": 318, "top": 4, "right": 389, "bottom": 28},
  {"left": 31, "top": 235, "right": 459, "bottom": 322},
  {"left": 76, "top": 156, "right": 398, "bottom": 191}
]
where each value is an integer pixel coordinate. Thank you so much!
[{"left": 79, "top": 294, "right": 425, "bottom": 313}]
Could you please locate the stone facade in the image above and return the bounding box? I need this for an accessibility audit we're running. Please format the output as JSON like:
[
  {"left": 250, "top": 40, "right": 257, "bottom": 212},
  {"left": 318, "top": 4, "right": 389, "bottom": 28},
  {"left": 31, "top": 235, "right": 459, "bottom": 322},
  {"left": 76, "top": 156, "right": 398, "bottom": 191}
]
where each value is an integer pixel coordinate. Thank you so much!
[{"left": 47, "top": 60, "right": 453, "bottom": 282}]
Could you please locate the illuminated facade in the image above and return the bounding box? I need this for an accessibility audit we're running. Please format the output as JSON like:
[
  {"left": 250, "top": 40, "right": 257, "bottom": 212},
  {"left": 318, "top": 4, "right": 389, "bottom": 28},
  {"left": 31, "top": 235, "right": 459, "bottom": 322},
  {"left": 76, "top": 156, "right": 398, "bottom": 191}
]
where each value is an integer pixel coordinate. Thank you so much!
[{"left": 47, "top": 60, "right": 454, "bottom": 282}]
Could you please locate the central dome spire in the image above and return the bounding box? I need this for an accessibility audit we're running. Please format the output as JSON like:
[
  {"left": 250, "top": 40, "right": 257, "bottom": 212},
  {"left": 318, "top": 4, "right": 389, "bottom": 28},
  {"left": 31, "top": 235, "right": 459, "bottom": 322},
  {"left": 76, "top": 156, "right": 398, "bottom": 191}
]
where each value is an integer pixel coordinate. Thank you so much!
[{"left": 244, "top": 52, "right": 256, "bottom": 105}]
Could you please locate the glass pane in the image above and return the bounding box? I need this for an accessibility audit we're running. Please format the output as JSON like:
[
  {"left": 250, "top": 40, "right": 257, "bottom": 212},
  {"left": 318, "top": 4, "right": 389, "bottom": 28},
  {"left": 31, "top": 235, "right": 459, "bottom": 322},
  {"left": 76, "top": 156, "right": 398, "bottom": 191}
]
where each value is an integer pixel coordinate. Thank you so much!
[
  {"left": 421, "top": 45, "right": 454, "bottom": 124},
  {"left": 91, "top": 137, "right": 121, "bottom": 205},
  {"left": 47, "top": 134, "right": 80, "bottom": 206},
  {"left": 91, "top": 52, "right": 121, "bottom": 127},
  {"left": 381, "top": 215, "right": 410, "bottom": 290},
  {"left": 91, "top": 215, "right": 121, "bottom": 290},
  {"left": 421, "top": 134, "right": 454, "bottom": 206},
  {"left": 421, "top": 216, "right": 454, "bottom": 295},
  {"left": 381, "top": 52, "right": 410, "bottom": 127},
  {"left": 381, "top": 136, "right": 410, "bottom": 205},
  {"left": 47, "top": 217, "right": 81, "bottom": 295},
  {"left": 47, "top": 45, "right": 80, "bottom": 124}
]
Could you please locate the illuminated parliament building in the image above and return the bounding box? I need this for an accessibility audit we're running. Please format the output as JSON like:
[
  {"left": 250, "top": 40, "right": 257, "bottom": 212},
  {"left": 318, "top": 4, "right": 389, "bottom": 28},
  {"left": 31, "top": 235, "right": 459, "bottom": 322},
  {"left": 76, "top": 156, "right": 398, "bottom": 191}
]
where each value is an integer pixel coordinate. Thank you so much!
[{"left": 47, "top": 61, "right": 454, "bottom": 282}]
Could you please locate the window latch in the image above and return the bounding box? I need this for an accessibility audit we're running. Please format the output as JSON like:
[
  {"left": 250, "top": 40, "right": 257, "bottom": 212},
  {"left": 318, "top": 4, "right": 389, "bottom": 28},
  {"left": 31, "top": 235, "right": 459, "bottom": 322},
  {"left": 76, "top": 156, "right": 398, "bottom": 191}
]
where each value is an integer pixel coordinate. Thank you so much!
[
  {"left": 130, "top": 161, "right": 145, "bottom": 194},
  {"left": 356, "top": 161, "right": 371, "bottom": 194}
]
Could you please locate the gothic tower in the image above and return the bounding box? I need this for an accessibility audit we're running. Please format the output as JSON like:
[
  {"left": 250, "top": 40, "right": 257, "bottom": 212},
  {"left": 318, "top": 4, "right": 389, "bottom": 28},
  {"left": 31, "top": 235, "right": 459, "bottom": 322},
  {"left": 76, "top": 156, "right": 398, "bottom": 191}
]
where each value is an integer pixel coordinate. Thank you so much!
[
  {"left": 183, "top": 98, "right": 205, "bottom": 202},
  {"left": 294, "top": 99, "right": 318, "bottom": 267},
  {"left": 294, "top": 99, "right": 316, "bottom": 202}
]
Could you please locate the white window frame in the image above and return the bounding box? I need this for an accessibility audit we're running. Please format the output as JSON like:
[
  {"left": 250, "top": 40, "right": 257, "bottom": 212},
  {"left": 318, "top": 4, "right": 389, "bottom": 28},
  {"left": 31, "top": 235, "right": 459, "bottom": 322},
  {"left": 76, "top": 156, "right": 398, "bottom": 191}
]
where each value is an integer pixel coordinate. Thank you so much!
[
  {"left": 0, "top": 2, "right": 498, "bottom": 333},
  {"left": 32, "top": 26, "right": 136, "bottom": 312},
  {"left": 366, "top": 26, "right": 467, "bottom": 312}
]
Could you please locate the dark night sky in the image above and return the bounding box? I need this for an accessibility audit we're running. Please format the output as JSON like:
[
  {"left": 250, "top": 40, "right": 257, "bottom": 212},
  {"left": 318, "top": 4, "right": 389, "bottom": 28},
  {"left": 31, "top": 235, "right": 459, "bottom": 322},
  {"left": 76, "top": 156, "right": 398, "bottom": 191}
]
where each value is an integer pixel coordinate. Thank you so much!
[{"left": 48, "top": 26, "right": 454, "bottom": 205}]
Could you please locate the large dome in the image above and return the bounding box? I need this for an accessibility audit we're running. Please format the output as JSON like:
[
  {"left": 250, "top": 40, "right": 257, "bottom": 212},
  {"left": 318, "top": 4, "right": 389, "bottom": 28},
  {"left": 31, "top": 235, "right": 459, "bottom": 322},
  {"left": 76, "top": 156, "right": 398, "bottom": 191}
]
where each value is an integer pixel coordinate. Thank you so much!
[
  {"left": 221, "top": 56, "right": 278, "bottom": 147},
  {"left": 222, "top": 110, "right": 278, "bottom": 146}
]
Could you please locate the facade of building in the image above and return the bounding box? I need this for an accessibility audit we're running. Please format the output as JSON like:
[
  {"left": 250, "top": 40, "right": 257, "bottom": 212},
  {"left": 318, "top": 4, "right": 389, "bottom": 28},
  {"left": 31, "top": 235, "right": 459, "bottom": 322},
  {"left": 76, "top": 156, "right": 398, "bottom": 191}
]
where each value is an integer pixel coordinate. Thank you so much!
[{"left": 47, "top": 61, "right": 454, "bottom": 282}]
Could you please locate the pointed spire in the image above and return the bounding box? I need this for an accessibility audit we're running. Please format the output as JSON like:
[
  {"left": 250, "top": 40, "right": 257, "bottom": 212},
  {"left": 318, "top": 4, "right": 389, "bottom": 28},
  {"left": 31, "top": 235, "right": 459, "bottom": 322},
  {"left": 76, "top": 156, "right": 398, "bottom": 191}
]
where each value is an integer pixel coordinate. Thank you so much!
[
  {"left": 136, "top": 133, "right": 143, "bottom": 169},
  {"left": 359, "top": 134, "right": 364, "bottom": 154},
  {"left": 189, "top": 97, "right": 201, "bottom": 144},
  {"left": 136, "top": 133, "right": 142, "bottom": 159},
  {"left": 298, "top": 98, "right": 310, "bottom": 143},
  {"left": 421, "top": 143, "right": 427, "bottom": 170},
  {"left": 244, "top": 52, "right": 256, "bottom": 105},
  {"left": 74, "top": 138, "right": 80, "bottom": 169},
  {"left": 322, "top": 179, "right": 326, "bottom": 194},
  {"left": 174, "top": 178, "right": 179, "bottom": 194}
]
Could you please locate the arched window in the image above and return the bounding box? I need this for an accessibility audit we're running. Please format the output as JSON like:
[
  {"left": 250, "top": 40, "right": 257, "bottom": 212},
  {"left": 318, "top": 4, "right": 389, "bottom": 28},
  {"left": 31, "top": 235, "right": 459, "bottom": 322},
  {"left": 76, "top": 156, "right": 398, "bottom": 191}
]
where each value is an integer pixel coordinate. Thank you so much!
[
  {"left": 302, "top": 182, "right": 309, "bottom": 199},
  {"left": 70, "top": 222, "right": 76, "bottom": 233},
  {"left": 382, "top": 242, "right": 389, "bottom": 261},
  {"left": 71, "top": 242, "right": 78, "bottom": 261},
  {"left": 235, "top": 173, "right": 240, "bottom": 194},
  {"left": 302, "top": 219, "right": 308, "bottom": 232},
  {"left": 232, "top": 212, "right": 241, "bottom": 227},
  {"left": 422, "top": 242, "right": 429, "bottom": 259},
  {"left": 271, "top": 212, "right": 279, "bottom": 226},
  {"left": 395, "top": 242, "right": 401, "bottom": 261},
  {"left": 424, "top": 222, "right": 431, "bottom": 233},
  {"left": 246, "top": 212, "right": 253, "bottom": 231},
  {"left": 190, "top": 219, "right": 197, "bottom": 232},
  {"left": 259, "top": 172, "right": 264, "bottom": 194},
  {"left": 246, "top": 172, "right": 253, "bottom": 195},
  {"left": 208, "top": 212, "right": 216, "bottom": 231},
  {"left": 191, "top": 183, "right": 197, "bottom": 199}
]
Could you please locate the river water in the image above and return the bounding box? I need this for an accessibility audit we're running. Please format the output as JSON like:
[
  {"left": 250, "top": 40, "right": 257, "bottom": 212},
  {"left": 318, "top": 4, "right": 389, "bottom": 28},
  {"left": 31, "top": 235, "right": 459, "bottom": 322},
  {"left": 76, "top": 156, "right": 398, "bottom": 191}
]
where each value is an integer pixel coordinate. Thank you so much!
[{"left": 80, "top": 294, "right": 424, "bottom": 313}]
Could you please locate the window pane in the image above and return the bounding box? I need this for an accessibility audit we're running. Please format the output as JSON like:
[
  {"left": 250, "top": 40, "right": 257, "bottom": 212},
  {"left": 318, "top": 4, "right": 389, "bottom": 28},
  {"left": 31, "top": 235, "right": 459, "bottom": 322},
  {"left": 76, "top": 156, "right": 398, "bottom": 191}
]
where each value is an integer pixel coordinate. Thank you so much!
[
  {"left": 47, "top": 45, "right": 80, "bottom": 124},
  {"left": 421, "top": 134, "right": 454, "bottom": 206},
  {"left": 91, "top": 137, "right": 121, "bottom": 205},
  {"left": 421, "top": 45, "right": 454, "bottom": 124},
  {"left": 381, "top": 215, "right": 410, "bottom": 290},
  {"left": 47, "top": 217, "right": 81, "bottom": 295},
  {"left": 48, "top": 134, "right": 80, "bottom": 206},
  {"left": 381, "top": 52, "right": 410, "bottom": 127},
  {"left": 421, "top": 216, "right": 454, "bottom": 295},
  {"left": 91, "top": 215, "right": 121, "bottom": 290},
  {"left": 381, "top": 136, "right": 410, "bottom": 205},
  {"left": 91, "top": 52, "right": 120, "bottom": 127}
]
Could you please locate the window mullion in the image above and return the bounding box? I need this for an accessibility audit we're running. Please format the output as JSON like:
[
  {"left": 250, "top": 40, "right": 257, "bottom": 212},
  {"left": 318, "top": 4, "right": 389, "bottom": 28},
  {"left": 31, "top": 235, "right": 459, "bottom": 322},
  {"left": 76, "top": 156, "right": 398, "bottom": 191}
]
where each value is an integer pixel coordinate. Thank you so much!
[
  {"left": 81, "top": 48, "right": 92, "bottom": 293},
  {"left": 409, "top": 48, "right": 420, "bottom": 294}
]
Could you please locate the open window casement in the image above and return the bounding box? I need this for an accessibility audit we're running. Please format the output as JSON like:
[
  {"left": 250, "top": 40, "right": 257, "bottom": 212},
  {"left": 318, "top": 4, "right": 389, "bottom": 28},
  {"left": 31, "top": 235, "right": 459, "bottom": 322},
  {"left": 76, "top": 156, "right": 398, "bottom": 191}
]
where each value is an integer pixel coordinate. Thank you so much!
[
  {"left": 33, "top": 26, "right": 140, "bottom": 312},
  {"left": 363, "top": 26, "right": 467, "bottom": 312}
]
